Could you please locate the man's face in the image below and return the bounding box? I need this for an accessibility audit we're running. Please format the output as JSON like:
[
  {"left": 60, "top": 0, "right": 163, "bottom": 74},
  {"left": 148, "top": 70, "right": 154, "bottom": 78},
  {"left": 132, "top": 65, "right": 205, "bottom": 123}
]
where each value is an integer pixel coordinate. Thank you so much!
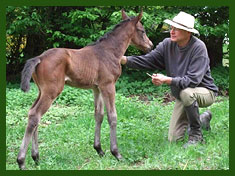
[{"left": 170, "top": 26, "right": 191, "bottom": 44}]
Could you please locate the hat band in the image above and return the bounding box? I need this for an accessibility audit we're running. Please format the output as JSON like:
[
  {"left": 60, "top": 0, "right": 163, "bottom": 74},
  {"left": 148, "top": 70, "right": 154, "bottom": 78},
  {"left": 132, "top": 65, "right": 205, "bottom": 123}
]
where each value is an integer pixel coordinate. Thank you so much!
[{"left": 172, "top": 20, "right": 193, "bottom": 30}]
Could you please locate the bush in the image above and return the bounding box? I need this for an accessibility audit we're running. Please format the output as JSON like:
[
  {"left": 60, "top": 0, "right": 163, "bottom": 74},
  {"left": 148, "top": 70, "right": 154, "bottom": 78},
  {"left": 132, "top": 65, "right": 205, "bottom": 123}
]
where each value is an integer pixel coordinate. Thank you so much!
[
  {"left": 116, "top": 68, "right": 170, "bottom": 98},
  {"left": 211, "top": 65, "right": 229, "bottom": 95},
  {"left": 116, "top": 65, "right": 229, "bottom": 97}
]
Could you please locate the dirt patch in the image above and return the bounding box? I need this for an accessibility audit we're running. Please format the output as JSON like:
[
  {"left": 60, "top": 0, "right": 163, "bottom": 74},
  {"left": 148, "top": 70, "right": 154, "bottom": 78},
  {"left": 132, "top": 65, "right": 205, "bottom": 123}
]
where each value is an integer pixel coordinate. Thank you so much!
[
  {"left": 128, "top": 93, "right": 175, "bottom": 104},
  {"left": 162, "top": 93, "right": 175, "bottom": 104}
]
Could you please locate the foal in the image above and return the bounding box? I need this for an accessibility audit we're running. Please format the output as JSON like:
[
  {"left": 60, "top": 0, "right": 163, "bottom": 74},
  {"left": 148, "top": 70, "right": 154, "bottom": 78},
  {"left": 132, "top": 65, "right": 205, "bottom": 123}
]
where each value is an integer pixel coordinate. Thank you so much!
[{"left": 17, "top": 9, "right": 153, "bottom": 169}]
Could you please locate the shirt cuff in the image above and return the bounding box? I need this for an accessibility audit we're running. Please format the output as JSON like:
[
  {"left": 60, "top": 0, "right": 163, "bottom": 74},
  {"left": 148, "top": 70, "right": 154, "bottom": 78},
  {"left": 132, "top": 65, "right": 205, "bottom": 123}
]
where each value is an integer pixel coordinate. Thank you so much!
[
  {"left": 171, "top": 77, "right": 180, "bottom": 87},
  {"left": 126, "top": 56, "right": 133, "bottom": 67}
]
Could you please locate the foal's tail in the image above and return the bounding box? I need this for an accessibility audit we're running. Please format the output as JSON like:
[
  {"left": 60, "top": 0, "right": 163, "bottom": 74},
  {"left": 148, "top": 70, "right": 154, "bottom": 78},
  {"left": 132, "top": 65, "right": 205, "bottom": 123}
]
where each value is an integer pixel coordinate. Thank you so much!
[{"left": 21, "top": 57, "right": 41, "bottom": 92}]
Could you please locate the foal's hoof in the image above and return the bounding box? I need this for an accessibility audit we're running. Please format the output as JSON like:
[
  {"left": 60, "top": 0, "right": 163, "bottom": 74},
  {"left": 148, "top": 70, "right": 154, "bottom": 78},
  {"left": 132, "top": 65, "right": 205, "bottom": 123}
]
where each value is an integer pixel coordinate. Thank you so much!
[
  {"left": 111, "top": 151, "right": 122, "bottom": 161},
  {"left": 18, "top": 163, "right": 26, "bottom": 170},
  {"left": 17, "top": 158, "right": 26, "bottom": 170},
  {"left": 32, "top": 153, "right": 40, "bottom": 165},
  {"left": 34, "top": 159, "right": 40, "bottom": 166},
  {"left": 98, "top": 150, "right": 105, "bottom": 157},
  {"left": 94, "top": 147, "right": 105, "bottom": 157},
  {"left": 114, "top": 153, "right": 122, "bottom": 161},
  {"left": 94, "top": 145, "right": 104, "bottom": 157}
]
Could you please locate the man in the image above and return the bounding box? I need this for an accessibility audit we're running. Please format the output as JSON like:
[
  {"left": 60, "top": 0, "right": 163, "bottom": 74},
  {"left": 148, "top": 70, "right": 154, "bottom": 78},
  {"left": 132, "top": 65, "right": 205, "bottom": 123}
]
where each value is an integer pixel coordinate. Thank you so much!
[{"left": 121, "top": 12, "right": 218, "bottom": 148}]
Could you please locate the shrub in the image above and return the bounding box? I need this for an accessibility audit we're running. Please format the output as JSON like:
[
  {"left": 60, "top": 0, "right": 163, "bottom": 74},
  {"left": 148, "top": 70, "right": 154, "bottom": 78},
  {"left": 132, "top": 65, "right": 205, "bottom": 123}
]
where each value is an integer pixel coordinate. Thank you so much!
[
  {"left": 116, "top": 65, "right": 229, "bottom": 97},
  {"left": 211, "top": 65, "right": 229, "bottom": 95}
]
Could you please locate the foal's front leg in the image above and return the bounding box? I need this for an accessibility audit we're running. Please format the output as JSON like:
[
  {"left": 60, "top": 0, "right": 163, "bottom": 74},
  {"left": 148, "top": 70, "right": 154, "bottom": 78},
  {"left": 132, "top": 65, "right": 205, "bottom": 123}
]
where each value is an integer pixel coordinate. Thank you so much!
[{"left": 100, "top": 84, "right": 122, "bottom": 160}]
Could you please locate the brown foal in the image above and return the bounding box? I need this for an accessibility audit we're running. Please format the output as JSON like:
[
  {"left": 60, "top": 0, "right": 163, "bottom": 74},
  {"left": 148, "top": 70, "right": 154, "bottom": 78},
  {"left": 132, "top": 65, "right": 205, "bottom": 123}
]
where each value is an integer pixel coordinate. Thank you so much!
[{"left": 17, "top": 9, "right": 153, "bottom": 169}]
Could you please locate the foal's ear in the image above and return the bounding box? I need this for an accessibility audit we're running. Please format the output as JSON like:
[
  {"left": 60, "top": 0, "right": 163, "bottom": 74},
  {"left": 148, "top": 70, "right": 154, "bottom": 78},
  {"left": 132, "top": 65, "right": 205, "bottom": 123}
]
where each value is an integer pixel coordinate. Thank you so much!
[
  {"left": 132, "top": 9, "right": 143, "bottom": 24},
  {"left": 121, "top": 9, "right": 129, "bottom": 20}
]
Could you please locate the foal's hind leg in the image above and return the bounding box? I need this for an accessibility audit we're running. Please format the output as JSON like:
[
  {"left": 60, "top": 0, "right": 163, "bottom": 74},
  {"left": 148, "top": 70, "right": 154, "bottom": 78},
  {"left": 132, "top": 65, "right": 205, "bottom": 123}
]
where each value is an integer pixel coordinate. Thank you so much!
[
  {"left": 31, "top": 126, "right": 39, "bottom": 165},
  {"left": 30, "top": 78, "right": 41, "bottom": 165},
  {"left": 17, "top": 91, "right": 60, "bottom": 170},
  {"left": 93, "top": 87, "right": 105, "bottom": 156}
]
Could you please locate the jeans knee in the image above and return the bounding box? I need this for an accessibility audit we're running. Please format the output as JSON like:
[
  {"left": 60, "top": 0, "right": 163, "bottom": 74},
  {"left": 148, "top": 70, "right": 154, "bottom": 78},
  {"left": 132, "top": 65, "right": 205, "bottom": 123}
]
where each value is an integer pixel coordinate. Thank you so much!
[{"left": 179, "top": 88, "right": 195, "bottom": 106}]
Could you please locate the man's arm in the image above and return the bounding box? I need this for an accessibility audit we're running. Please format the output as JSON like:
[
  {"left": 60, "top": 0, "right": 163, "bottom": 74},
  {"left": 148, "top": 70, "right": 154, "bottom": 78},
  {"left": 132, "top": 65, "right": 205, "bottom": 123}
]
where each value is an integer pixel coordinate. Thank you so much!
[
  {"left": 152, "top": 73, "right": 172, "bottom": 86},
  {"left": 121, "top": 40, "right": 166, "bottom": 70}
]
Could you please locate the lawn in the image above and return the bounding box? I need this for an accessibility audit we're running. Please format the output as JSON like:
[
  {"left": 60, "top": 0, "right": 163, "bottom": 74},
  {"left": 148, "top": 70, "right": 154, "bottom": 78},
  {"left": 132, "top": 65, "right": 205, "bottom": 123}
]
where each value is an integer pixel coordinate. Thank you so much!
[{"left": 6, "top": 83, "right": 229, "bottom": 170}]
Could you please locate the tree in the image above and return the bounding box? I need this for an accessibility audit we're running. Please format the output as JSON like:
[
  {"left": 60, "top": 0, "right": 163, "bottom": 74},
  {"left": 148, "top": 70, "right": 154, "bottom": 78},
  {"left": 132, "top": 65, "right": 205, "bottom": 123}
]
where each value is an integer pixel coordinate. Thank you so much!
[
  {"left": 6, "top": 6, "right": 229, "bottom": 80},
  {"left": 141, "top": 6, "right": 229, "bottom": 67},
  {"left": 196, "top": 6, "right": 229, "bottom": 67}
]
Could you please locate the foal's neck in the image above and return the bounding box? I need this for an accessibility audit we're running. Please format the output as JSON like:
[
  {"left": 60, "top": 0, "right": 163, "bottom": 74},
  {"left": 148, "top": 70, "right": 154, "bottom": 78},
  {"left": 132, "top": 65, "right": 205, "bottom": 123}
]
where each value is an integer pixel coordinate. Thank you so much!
[{"left": 105, "top": 25, "right": 133, "bottom": 59}]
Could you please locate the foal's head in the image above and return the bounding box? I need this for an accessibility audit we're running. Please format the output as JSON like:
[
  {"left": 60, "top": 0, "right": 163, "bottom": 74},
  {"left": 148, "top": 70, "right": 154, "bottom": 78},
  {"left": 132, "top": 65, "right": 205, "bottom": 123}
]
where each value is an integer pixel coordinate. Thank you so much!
[{"left": 122, "top": 9, "right": 153, "bottom": 53}]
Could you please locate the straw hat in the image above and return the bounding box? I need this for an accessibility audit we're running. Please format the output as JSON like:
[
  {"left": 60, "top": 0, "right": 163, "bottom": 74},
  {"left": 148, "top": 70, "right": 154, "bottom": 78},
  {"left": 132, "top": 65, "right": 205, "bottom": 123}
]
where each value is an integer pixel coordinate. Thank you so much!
[{"left": 164, "top": 11, "right": 199, "bottom": 34}]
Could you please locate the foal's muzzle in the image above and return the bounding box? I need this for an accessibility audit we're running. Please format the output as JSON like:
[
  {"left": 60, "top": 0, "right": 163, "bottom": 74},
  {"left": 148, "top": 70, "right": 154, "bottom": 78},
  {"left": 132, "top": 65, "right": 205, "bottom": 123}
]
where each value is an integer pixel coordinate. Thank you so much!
[{"left": 145, "top": 41, "right": 154, "bottom": 53}]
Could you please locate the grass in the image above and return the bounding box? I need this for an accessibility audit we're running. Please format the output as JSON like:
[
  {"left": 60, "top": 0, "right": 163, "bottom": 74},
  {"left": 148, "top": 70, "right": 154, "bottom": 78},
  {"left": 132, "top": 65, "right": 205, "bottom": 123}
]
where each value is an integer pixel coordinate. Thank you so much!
[{"left": 6, "top": 83, "right": 229, "bottom": 170}]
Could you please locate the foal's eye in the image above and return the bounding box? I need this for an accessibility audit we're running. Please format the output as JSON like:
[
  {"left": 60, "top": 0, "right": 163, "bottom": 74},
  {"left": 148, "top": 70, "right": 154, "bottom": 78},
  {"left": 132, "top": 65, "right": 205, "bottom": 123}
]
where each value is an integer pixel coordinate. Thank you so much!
[{"left": 137, "top": 28, "right": 145, "bottom": 34}]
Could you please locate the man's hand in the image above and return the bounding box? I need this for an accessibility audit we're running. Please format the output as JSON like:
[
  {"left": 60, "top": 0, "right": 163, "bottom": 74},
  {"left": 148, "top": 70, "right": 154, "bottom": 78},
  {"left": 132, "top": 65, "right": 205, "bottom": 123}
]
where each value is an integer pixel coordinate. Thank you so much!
[
  {"left": 121, "top": 56, "right": 127, "bottom": 65},
  {"left": 152, "top": 73, "right": 172, "bottom": 86}
]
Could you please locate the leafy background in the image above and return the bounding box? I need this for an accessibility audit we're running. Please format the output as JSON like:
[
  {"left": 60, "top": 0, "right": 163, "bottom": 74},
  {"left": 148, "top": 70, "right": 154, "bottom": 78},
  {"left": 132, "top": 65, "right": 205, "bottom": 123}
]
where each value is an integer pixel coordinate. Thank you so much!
[{"left": 6, "top": 6, "right": 229, "bottom": 80}]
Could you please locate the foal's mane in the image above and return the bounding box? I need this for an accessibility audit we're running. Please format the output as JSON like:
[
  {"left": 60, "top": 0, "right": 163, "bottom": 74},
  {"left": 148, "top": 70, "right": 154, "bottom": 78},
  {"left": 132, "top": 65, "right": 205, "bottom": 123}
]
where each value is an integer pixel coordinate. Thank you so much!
[{"left": 88, "top": 17, "right": 134, "bottom": 46}]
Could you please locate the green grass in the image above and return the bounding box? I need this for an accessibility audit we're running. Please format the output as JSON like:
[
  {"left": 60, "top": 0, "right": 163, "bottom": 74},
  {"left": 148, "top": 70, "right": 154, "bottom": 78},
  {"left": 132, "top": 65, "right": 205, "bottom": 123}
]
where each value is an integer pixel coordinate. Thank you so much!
[{"left": 6, "top": 83, "right": 229, "bottom": 170}]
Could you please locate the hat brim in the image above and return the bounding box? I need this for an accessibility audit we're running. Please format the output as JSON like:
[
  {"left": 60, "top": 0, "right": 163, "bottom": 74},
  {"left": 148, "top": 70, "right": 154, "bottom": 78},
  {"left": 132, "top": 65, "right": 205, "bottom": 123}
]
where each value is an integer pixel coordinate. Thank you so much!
[{"left": 164, "top": 19, "right": 199, "bottom": 34}]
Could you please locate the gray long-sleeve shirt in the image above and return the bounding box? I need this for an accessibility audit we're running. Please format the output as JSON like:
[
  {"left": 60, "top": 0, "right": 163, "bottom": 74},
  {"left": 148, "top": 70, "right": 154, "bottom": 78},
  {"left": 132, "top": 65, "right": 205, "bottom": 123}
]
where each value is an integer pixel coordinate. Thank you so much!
[{"left": 126, "top": 36, "right": 218, "bottom": 99}]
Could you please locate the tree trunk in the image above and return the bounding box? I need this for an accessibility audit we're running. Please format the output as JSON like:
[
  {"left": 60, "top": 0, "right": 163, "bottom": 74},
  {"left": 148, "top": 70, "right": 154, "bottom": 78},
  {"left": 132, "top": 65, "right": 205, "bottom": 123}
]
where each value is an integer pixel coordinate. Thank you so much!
[
  {"left": 200, "top": 35, "right": 223, "bottom": 68},
  {"left": 24, "top": 34, "right": 46, "bottom": 60}
]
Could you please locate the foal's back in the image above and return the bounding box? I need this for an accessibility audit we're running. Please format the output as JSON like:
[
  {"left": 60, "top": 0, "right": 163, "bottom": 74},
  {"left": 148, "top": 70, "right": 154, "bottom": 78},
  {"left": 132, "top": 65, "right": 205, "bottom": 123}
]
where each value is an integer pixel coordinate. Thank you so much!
[{"left": 33, "top": 46, "right": 120, "bottom": 91}]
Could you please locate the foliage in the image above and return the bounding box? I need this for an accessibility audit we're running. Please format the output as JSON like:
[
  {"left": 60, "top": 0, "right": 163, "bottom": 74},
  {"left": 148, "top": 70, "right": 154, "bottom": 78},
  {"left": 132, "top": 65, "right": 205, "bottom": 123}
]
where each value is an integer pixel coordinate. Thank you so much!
[
  {"left": 6, "top": 6, "right": 229, "bottom": 79},
  {"left": 115, "top": 65, "right": 229, "bottom": 97},
  {"left": 116, "top": 69, "right": 170, "bottom": 99},
  {"left": 211, "top": 65, "right": 229, "bottom": 95},
  {"left": 6, "top": 83, "right": 229, "bottom": 170}
]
